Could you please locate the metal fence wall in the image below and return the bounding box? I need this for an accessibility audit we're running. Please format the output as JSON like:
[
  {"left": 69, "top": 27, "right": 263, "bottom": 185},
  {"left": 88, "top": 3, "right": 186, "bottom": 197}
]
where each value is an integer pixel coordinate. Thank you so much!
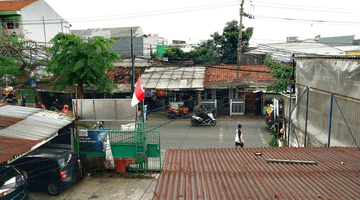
[
  {"left": 73, "top": 99, "right": 137, "bottom": 121},
  {"left": 286, "top": 85, "right": 360, "bottom": 147}
]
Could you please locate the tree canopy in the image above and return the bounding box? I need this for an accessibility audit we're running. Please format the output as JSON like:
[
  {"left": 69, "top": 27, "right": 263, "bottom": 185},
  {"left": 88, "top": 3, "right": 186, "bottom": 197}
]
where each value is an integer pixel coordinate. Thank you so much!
[
  {"left": 0, "top": 36, "right": 46, "bottom": 103},
  {"left": 264, "top": 58, "right": 295, "bottom": 92},
  {"left": 163, "top": 20, "right": 253, "bottom": 64},
  {"left": 46, "top": 33, "right": 121, "bottom": 98}
]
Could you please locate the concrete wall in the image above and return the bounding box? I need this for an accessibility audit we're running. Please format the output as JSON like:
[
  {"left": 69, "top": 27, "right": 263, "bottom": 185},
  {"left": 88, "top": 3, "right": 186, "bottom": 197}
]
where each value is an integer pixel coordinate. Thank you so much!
[{"left": 21, "top": 0, "right": 69, "bottom": 43}]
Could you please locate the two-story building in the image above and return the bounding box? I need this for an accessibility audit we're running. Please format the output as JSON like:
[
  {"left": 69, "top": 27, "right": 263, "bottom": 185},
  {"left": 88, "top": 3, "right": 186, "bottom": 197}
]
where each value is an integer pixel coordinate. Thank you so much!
[{"left": 0, "top": 0, "right": 70, "bottom": 44}]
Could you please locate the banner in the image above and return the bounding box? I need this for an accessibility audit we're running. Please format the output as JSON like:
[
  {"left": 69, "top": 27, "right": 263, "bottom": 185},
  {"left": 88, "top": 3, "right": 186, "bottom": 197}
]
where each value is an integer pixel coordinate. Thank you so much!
[
  {"left": 145, "top": 89, "right": 157, "bottom": 97},
  {"left": 157, "top": 90, "right": 166, "bottom": 97}
]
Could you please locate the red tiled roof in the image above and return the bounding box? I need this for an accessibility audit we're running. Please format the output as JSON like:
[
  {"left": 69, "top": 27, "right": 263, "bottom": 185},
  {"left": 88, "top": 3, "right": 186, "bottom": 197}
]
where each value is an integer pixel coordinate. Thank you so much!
[
  {"left": 107, "top": 66, "right": 147, "bottom": 84},
  {"left": 0, "top": 0, "right": 37, "bottom": 11},
  {"left": 154, "top": 147, "right": 360, "bottom": 200},
  {"left": 204, "top": 64, "right": 275, "bottom": 86}
]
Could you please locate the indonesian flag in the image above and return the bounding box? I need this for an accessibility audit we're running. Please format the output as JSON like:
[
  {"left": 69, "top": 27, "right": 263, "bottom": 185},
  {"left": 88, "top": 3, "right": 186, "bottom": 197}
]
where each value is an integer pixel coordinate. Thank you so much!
[{"left": 131, "top": 77, "right": 145, "bottom": 107}]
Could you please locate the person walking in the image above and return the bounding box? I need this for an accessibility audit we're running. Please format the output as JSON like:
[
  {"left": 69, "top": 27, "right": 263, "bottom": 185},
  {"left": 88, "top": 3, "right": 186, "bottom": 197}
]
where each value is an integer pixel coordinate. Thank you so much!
[{"left": 235, "top": 123, "right": 244, "bottom": 148}]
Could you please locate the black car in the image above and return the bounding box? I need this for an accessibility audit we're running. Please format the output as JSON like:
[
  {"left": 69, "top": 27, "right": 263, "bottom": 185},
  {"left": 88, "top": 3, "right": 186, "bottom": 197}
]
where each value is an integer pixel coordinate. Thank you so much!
[
  {"left": 11, "top": 148, "right": 85, "bottom": 196},
  {"left": 0, "top": 166, "right": 28, "bottom": 200}
]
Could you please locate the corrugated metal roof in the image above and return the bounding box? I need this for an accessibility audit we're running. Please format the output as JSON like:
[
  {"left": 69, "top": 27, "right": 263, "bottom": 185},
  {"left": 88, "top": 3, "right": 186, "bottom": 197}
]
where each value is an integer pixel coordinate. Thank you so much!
[
  {"left": 0, "top": 105, "right": 75, "bottom": 164},
  {"left": 247, "top": 39, "right": 346, "bottom": 63},
  {"left": 71, "top": 26, "right": 144, "bottom": 38},
  {"left": 154, "top": 147, "right": 360, "bottom": 200},
  {"left": 142, "top": 67, "right": 205, "bottom": 90}
]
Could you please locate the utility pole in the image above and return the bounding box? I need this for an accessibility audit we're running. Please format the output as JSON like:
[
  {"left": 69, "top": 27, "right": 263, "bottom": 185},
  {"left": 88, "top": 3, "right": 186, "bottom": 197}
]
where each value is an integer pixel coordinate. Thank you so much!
[
  {"left": 237, "top": 0, "right": 244, "bottom": 80},
  {"left": 237, "top": 0, "right": 252, "bottom": 80},
  {"left": 131, "top": 29, "right": 135, "bottom": 92},
  {"left": 42, "top": 16, "right": 47, "bottom": 47}
]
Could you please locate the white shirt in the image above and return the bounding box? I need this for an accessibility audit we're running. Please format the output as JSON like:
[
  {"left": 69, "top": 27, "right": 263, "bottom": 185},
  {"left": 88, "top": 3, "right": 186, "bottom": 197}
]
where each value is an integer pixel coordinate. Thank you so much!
[{"left": 235, "top": 129, "right": 243, "bottom": 143}]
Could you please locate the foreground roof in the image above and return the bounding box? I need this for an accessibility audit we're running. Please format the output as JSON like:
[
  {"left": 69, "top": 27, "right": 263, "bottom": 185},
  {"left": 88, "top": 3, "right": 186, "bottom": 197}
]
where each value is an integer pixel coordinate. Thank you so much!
[
  {"left": 154, "top": 147, "right": 360, "bottom": 200},
  {"left": 0, "top": 105, "right": 75, "bottom": 164},
  {"left": 0, "top": 0, "right": 37, "bottom": 11}
]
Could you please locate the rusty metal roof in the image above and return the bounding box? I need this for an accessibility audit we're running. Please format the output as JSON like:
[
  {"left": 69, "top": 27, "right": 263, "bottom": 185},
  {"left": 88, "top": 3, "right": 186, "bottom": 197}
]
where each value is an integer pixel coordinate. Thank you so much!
[
  {"left": 0, "top": 105, "right": 75, "bottom": 164},
  {"left": 154, "top": 147, "right": 360, "bottom": 200}
]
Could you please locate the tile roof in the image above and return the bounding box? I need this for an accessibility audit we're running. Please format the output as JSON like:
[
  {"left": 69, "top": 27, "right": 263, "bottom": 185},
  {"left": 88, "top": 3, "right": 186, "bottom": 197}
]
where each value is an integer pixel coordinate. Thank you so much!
[
  {"left": 0, "top": 105, "right": 75, "bottom": 164},
  {"left": 154, "top": 147, "right": 360, "bottom": 200},
  {"left": 204, "top": 64, "right": 275, "bottom": 87},
  {"left": 0, "top": 0, "right": 37, "bottom": 11},
  {"left": 107, "top": 66, "right": 147, "bottom": 84}
]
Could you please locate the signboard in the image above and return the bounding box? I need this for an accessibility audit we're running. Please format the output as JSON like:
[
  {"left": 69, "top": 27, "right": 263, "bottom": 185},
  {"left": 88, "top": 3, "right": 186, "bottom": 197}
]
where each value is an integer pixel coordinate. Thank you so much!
[
  {"left": 143, "top": 105, "right": 148, "bottom": 122},
  {"left": 145, "top": 89, "right": 157, "bottom": 97},
  {"left": 29, "top": 79, "right": 38, "bottom": 89},
  {"left": 157, "top": 90, "right": 166, "bottom": 97}
]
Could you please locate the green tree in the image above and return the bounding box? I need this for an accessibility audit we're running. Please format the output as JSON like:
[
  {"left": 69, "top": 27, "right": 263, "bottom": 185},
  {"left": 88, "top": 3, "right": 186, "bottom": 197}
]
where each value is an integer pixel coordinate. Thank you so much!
[
  {"left": 217, "top": 20, "right": 253, "bottom": 63},
  {"left": 0, "top": 56, "right": 23, "bottom": 85},
  {"left": 264, "top": 58, "right": 294, "bottom": 92},
  {"left": 47, "top": 33, "right": 121, "bottom": 99},
  {"left": 163, "top": 20, "right": 253, "bottom": 64},
  {"left": 0, "top": 36, "right": 46, "bottom": 104},
  {"left": 164, "top": 47, "right": 185, "bottom": 59}
]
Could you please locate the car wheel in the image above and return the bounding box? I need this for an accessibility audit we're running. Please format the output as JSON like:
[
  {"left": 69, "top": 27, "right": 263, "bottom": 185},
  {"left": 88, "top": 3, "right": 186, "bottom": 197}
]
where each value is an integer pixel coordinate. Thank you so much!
[
  {"left": 191, "top": 119, "right": 197, "bottom": 126},
  {"left": 210, "top": 120, "right": 217, "bottom": 126},
  {"left": 47, "top": 182, "right": 60, "bottom": 196}
]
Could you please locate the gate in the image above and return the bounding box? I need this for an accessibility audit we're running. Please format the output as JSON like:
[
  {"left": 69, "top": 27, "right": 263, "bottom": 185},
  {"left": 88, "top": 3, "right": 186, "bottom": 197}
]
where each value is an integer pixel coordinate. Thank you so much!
[
  {"left": 108, "top": 121, "right": 161, "bottom": 172},
  {"left": 230, "top": 99, "right": 245, "bottom": 115}
]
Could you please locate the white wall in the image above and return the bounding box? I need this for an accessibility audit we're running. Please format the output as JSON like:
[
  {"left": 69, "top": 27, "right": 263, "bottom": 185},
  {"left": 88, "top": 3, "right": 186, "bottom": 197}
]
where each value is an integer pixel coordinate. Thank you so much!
[{"left": 20, "top": 0, "right": 69, "bottom": 44}]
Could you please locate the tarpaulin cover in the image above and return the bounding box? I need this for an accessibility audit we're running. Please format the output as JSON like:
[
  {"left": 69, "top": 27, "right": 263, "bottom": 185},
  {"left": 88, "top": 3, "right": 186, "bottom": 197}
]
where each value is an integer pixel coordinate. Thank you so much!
[{"left": 295, "top": 57, "right": 360, "bottom": 99}]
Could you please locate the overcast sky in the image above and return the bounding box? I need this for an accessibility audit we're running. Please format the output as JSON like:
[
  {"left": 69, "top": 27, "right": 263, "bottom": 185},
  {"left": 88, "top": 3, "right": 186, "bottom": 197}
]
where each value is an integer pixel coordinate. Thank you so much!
[{"left": 45, "top": 0, "right": 360, "bottom": 46}]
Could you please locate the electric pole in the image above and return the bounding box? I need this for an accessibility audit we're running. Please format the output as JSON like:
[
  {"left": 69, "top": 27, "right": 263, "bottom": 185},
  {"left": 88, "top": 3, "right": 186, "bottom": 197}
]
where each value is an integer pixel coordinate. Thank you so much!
[
  {"left": 237, "top": 0, "right": 244, "bottom": 80},
  {"left": 237, "top": 0, "right": 252, "bottom": 80}
]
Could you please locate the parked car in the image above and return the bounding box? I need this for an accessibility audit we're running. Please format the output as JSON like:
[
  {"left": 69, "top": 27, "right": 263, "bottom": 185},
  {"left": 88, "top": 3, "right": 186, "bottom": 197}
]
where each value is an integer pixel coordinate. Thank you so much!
[
  {"left": 0, "top": 166, "right": 28, "bottom": 200},
  {"left": 11, "top": 147, "right": 86, "bottom": 196}
]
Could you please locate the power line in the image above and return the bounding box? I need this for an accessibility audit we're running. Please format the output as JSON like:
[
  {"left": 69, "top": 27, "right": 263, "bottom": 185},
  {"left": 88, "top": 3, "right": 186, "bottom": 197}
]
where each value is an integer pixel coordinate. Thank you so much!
[{"left": 254, "top": 15, "right": 360, "bottom": 25}]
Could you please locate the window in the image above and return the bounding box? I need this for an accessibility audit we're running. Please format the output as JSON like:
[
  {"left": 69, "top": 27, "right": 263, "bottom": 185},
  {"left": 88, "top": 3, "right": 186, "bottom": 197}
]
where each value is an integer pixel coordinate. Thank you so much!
[
  {"left": 7, "top": 22, "right": 14, "bottom": 29},
  {"left": 4, "top": 19, "right": 19, "bottom": 29}
]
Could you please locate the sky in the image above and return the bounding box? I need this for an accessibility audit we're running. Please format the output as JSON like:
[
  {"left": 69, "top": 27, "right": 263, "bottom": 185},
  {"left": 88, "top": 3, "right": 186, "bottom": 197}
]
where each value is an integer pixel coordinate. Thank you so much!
[{"left": 45, "top": 0, "right": 360, "bottom": 46}]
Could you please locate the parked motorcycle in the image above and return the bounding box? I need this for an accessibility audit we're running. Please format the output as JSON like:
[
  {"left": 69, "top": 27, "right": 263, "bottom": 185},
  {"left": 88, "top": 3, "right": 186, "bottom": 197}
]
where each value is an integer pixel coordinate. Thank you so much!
[
  {"left": 191, "top": 111, "right": 216, "bottom": 126},
  {"left": 50, "top": 99, "right": 60, "bottom": 111},
  {"left": 168, "top": 106, "right": 190, "bottom": 119},
  {"left": 5, "top": 96, "right": 18, "bottom": 105}
]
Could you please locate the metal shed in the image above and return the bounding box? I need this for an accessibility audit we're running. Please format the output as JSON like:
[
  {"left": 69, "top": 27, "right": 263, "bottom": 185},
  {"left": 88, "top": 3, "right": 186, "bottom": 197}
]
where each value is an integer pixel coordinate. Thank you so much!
[{"left": 0, "top": 105, "right": 75, "bottom": 164}]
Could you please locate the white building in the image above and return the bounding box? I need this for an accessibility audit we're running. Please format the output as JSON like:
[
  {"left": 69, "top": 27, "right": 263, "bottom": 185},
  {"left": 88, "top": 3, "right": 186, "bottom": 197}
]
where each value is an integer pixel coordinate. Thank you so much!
[{"left": 0, "top": 0, "right": 70, "bottom": 44}]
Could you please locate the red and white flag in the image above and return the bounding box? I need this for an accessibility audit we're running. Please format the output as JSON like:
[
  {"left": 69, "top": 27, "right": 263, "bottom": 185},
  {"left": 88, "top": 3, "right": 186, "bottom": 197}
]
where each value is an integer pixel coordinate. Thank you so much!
[{"left": 131, "top": 77, "right": 145, "bottom": 107}]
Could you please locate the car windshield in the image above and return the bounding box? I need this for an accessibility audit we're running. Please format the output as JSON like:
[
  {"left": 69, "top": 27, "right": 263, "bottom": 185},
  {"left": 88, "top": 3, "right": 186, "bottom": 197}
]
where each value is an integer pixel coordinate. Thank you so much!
[{"left": 0, "top": 167, "right": 20, "bottom": 187}]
